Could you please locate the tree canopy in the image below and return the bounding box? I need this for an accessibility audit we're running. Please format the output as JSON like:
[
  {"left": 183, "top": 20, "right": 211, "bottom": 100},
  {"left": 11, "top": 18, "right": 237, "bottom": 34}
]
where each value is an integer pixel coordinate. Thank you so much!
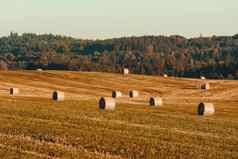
[{"left": 1, "top": 32, "right": 238, "bottom": 79}]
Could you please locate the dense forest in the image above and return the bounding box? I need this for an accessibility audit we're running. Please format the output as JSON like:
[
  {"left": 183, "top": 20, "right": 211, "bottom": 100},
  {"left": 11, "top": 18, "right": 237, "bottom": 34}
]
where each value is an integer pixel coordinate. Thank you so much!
[{"left": 0, "top": 32, "right": 238, "bottom": 79}]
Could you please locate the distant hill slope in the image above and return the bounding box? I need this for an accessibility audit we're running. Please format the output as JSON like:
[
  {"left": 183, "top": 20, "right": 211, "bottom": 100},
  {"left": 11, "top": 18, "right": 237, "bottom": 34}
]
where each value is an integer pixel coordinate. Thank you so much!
[
  {"left": 0, "top": 33, "right": 238, "bottom": 79},
  {"left": 0, "top": 70, "right": 237, "bottom": 105}
]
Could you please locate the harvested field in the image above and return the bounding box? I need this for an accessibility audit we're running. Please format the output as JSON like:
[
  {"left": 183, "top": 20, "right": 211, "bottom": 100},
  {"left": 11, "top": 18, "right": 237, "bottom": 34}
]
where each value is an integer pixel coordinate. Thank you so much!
[{"left": 0, "top": 70, "right": 237, "bottom": 158}]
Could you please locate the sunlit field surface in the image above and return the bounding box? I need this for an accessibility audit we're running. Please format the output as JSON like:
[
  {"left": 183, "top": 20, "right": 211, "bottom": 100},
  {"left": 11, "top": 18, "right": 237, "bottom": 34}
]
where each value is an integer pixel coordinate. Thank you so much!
[{"left": 0, "top": 71, "right": 237, "bottom": 159}]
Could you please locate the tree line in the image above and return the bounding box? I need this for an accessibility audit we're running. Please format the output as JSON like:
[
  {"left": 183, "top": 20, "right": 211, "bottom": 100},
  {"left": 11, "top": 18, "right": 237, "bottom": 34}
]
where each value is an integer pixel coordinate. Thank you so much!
[{"left": 0, "top": 32, "right": 238, "bottom": 79}]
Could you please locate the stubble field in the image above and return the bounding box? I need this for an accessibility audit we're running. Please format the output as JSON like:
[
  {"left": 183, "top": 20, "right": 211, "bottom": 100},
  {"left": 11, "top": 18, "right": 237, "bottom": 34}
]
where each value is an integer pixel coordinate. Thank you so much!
[{"left": 0, "top": 71, "right": 237, "bottom": 159}]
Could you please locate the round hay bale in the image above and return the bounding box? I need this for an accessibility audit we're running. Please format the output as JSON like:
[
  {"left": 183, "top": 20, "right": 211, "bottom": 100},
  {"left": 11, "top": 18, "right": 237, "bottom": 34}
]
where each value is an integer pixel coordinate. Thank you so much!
[
  {"left": 197, "top": 102, "right": 215, "bottom": 116},
  {"left": 37, "top": 68, "right": 43, "bottom": 71},
  {"left": 123, "top": 68, "right": 129, "bottom": 75},
  {"left": 112, "top": 90, "right": 122, "bottom": 98},
  {"left": 129, "top": 90, "right": 139, "bottom": 98},
  {"left": 10, "top": 88, "right": 19, "bottom": 95},
  {"left": 99, "top": 97, "right": 116, "bottom": 110},
  {"left": 52, "top": 91, "right": 64, "bottom": 101},
  {"left": 201, "top": 82, "right": 210, "bottom": 90},
  {"left": 149, "top": 97, "right": 163, "bottom": 107}
]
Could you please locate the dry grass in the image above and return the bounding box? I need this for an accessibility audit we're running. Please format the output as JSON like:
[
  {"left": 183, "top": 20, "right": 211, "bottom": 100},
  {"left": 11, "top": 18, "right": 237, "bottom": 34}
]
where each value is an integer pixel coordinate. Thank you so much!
[{"left": 0, "top": 70, "right": 238, "bottom": 158}]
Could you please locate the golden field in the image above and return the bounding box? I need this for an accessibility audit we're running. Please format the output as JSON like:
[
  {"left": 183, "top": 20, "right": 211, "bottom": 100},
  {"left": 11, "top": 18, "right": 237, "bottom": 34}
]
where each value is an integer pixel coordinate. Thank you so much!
[{"left": 0, "top": 71, "right": 237, "bottom": 159}]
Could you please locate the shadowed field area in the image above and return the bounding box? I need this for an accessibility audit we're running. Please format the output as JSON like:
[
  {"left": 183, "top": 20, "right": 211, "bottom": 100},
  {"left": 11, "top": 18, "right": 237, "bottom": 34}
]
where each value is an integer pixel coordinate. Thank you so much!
[{"left": 0, "top": 71, "right": 238, "bottom": 159}]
